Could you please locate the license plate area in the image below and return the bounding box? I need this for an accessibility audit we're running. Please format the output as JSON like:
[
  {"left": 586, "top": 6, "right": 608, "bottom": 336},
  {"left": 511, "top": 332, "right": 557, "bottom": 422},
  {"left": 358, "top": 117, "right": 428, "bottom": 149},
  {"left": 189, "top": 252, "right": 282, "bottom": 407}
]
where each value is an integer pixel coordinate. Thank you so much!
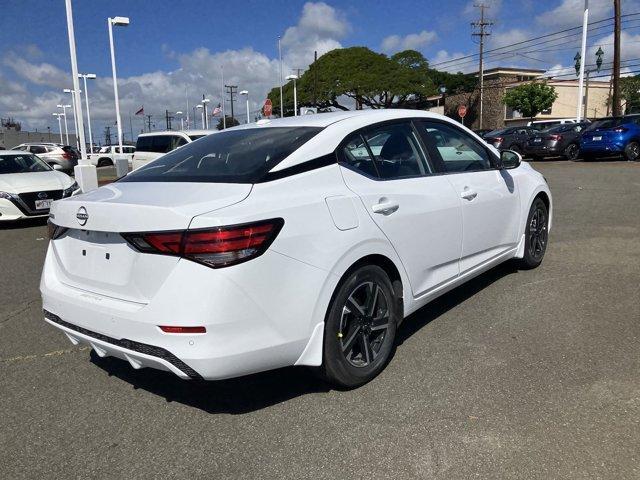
[
  {"left": 592, "top": 136, "right": 602, "bottom": 141},
  {"left": 534, "top": 138, "right": 542, "bottom": 143},
  {"left": 35, "top": 199, "right": 53, "bottom": 210}
]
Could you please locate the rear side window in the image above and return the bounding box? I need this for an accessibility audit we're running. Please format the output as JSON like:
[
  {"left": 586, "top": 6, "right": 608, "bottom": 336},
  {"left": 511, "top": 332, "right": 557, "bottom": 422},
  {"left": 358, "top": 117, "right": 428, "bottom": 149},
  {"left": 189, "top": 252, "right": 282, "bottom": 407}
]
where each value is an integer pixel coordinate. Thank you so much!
[
  {"left": 136, "top": 135, "right": 187, "bottom": 154},
  {"left": 29, "top": 145, "right": 46, "bottom": 154},
  {"left": 122, "top": 127, "right": 321, "bottom": 183}
]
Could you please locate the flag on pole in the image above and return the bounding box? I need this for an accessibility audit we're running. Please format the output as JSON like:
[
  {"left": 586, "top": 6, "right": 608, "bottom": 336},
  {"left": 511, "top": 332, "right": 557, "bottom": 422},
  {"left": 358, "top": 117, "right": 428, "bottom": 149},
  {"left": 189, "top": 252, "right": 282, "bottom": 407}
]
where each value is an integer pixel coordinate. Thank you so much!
[
  {"left": 135, "top": 106, "right": 144, "bottom": 115},
  {"left": 212, "top": 104, "right": 222, "bottom": 116}
]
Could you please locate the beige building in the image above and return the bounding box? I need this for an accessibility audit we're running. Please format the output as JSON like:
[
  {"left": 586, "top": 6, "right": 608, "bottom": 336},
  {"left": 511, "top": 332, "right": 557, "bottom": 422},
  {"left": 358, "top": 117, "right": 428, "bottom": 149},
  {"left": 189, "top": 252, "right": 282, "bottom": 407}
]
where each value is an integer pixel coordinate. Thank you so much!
[{"left": 428, "top": 67, "right": 611, "bottom": 130}]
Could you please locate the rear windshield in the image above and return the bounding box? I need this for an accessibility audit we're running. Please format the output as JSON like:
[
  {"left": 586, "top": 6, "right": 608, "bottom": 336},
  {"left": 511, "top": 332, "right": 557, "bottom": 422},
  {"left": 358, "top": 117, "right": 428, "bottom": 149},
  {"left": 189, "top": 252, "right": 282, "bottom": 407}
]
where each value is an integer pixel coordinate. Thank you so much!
[
  {"left": 0, "top": 153, "right": 51, "bottom": 173},
  {"left": 122, "top": 127, "right": 322, "bottom": 183},
  {"left": 188, "top": 134, "right": 207, "bottom": 141},
  {"left": 486, "top": 128, "right": 512, "bottom": 137},
  {"left": 584, "top": 118, "right": 626, "bottom": 131}
]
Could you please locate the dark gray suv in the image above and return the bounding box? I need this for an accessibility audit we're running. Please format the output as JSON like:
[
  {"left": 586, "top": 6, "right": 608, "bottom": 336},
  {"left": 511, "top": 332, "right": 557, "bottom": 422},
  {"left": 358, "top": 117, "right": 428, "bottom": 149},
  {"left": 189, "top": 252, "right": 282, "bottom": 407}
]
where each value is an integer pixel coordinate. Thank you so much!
[{"left": 12, "top": 143, "right": 79, "bottom": 172}]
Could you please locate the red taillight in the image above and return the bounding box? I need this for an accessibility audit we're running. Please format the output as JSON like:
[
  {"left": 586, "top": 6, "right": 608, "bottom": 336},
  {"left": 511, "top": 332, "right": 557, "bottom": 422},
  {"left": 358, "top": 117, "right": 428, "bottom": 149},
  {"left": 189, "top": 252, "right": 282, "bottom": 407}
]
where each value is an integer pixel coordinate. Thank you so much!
[
  {"left": 123, "top": 218, "right": 284, "bottom": 268},
  {"left": 62, "top": 152, "right": 72, "bottom": 160},
  {"left": 494, "top": 137, "right": 503, "bottom": 143},
  {"left": 549, "top": 134, "right": 563, "bottom": 141},
  {"left": 159, "top": 326, "right": 206, "bottom": 334}
]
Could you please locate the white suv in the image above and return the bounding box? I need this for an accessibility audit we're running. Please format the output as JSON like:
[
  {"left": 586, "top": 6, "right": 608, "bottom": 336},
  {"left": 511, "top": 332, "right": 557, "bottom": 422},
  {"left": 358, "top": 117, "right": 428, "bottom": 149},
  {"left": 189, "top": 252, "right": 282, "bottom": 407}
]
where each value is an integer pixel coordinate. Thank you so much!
[
  {"left": 91, "top": 145, "right": 136, "bottom": 167},
  {"left": 132, "top": 130, "right": 210, "bottom": 170}
]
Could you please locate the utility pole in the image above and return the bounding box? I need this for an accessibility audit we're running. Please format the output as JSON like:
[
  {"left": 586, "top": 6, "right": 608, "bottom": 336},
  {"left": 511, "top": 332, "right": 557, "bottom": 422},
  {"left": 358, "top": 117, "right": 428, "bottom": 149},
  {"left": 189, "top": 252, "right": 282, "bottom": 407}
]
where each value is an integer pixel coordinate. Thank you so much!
[
  {"left": 165, "top": 110, "right": 173, "bottom": 130},
  {"left": 145, "top": 114, "right": 152, "bottom": 132},
  {"left": 226, "top": 85, "right": 238, "bottom": 123},
  {"left": 471, "top": 3, "right": 493, "bottom": 130},
  {"left": 612, "top": 0, "right": 622, "bottom": 116},
  {"left": 104, "top": 126, "right": 112, "bottom": 146}
]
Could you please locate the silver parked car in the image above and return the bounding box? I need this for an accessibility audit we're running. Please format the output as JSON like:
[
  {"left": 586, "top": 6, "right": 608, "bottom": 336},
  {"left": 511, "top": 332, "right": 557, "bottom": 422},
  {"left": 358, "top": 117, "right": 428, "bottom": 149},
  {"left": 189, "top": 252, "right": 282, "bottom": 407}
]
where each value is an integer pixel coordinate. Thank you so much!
[{"left": 12, "top": 143, "right": 79, "bottom": 172}]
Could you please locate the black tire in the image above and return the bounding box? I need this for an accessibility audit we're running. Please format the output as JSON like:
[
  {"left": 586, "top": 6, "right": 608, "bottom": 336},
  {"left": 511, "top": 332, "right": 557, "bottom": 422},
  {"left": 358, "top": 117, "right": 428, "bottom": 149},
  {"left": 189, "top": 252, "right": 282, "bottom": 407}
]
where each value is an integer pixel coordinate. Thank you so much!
[
  {"left": 97, "top": 158, "right": 113, "bottom": 167},
  {"left": 623, "top": 141, "right": 640, "bottom": 161},
  {"left": 520, "top": 197, "right": 549, "bottom": 269},
  {"left": 510, "top": 144, "right": 522, "bottom": 154},
  {"left": 563, "top": 143, "right": 580, "bottom": 161},
  {"left": 321, "top": 265, "right": 399, "bottom": 389}
]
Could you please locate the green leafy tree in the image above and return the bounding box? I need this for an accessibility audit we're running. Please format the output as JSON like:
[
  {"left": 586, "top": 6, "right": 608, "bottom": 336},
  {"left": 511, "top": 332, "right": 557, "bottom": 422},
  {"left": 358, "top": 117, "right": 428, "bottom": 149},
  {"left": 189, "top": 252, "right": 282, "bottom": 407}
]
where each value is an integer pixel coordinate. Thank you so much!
[
  {"left": 216, "top": 116, "right": 240, "bottom": 131},
  {"left": 503, "top": 82, "right": 558, "bottom": 121},
  {"left": 620, "top": 75, "right": 640, "bottom": 113}
]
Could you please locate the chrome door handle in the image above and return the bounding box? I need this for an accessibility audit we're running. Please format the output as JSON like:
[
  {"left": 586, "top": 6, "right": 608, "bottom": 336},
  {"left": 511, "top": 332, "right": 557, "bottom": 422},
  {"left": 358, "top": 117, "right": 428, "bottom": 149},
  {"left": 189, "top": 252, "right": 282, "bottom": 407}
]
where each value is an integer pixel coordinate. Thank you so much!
[
  {"left": 461, "top": 189, "right": 478, "bottom": 201},
  {"left": 372, "top": 201, "right": 399, "bottom": 215}
]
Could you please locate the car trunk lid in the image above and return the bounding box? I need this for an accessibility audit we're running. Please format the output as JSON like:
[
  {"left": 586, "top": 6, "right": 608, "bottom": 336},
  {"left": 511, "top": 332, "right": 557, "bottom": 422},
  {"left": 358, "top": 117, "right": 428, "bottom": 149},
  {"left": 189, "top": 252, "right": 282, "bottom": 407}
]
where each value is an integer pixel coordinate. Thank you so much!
[{"left": 48, "top": 182, "right": 252, "bottom": 303}]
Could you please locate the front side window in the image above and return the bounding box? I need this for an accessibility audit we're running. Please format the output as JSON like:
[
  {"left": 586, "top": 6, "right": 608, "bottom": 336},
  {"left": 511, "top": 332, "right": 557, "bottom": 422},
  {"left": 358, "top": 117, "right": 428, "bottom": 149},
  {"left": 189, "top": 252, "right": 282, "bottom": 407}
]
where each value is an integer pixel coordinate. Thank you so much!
[
  {"left": 122, "top": 127, "right": 321, "bottom": 184},
  {"left": 0, "top": 153, "right": 51, "bottom": 174},
  {"left": 341, "top": 134, "right": 378, "bottom": 178},
  {"left": 416, "top": 121, "right": 493, "bottom": 173},
  {"left": 29, "top": 145, "right": 46, "bottom": 154}
]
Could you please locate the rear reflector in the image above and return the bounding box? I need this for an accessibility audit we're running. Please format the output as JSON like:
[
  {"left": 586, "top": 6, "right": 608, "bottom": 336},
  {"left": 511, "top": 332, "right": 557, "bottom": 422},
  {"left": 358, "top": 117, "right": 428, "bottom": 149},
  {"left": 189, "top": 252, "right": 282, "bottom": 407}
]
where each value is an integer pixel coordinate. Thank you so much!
[
  {"left": 122, "top": 218, "right": 284, "bottom": 268},
  {"left": 159, "top": 326, "right": 206, "bottom": 334},
  {"left": 549, "top": 134, "right": 563, "bottom": 141}
]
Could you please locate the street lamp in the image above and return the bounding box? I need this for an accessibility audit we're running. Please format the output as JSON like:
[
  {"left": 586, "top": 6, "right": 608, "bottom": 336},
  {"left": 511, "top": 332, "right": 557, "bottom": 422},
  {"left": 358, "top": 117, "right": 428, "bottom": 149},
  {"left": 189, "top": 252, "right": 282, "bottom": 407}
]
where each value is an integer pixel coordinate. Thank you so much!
[
  {"left": 63, "top": 88, "right": 80, "bottom": 147},
  {"left": 108, "top": 15, "right": 129, "bottom": 154},
  {"left": 57, "top": 104, "right": 71, "bottom": 144},
  {"left": 202, "top": 98, "right": 211, "bottom": 129},
  {"left": 285, "top": 74, "right": 298, "bottom": 116},
  {"left": 78, "top": 73, "right": 96, "bottom": 155},
  {"left": 176, "top": 111, "right": 184, "bottom": 130},
  {"left": 196, "top": 104, "right": 204, "bottom": 129},
  {"left": 438, "top": 85, "right": 447, "bottom": 115},
  {"left": 239, "top": 90, "right": 250, "bottom": 124},
  {"left": 52, "top": 113, "right": 64, "bottom": 144}
]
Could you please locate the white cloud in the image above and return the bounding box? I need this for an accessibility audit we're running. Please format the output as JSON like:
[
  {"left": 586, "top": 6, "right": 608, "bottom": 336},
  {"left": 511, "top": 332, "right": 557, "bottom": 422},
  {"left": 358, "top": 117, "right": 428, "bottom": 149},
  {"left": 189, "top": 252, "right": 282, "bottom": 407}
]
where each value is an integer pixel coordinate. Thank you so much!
[
  {"left": 489, "top": 29, "right": 529, "bottom": 49},
  {"left": 0, "top": 1, "right": 349, "bottom": 135},
  {"left": 281, "top": 2, "right": 349, "bottom": 70},
  {"left": 381, "top": 30, "right": 438, "bottom": 54}
]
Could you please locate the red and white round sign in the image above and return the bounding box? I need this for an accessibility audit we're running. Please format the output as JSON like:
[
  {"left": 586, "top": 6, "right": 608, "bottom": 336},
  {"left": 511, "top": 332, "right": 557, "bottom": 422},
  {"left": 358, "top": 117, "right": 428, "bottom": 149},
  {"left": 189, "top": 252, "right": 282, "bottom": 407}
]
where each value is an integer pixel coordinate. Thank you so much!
[{"left": 457, "top": 105, "right": 467, "bottom": 118}]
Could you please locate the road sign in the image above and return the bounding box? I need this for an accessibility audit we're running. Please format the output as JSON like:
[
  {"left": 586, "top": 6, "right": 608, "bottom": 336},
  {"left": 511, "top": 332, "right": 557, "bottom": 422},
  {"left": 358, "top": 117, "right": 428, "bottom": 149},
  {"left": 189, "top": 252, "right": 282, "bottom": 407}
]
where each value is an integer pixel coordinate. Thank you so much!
[
  {"left": 458, "top": 105, "right": 467, "bottom": 119},
  {"left": 263, "top": 99, "right": 273, "bottom": 117}
]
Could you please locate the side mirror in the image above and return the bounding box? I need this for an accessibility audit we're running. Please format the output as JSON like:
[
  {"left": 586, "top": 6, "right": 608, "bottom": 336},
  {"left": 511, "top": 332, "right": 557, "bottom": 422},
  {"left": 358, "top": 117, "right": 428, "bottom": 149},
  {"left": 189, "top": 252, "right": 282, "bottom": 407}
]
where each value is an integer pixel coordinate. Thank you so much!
[
  {"left": 52, "top": 164, "right": 63, "bottom": 171},
  {"left": 500, "top": 150, "right": 522, "bottom": 169}
]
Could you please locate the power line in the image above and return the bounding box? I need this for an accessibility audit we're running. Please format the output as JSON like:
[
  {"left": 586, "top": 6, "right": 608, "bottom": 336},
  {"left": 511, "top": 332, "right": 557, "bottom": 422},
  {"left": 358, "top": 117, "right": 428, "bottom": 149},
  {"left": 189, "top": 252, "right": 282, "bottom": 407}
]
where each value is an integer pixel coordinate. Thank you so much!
[{"left": 432, "top": 13, "right": 640, "bottom": 71}]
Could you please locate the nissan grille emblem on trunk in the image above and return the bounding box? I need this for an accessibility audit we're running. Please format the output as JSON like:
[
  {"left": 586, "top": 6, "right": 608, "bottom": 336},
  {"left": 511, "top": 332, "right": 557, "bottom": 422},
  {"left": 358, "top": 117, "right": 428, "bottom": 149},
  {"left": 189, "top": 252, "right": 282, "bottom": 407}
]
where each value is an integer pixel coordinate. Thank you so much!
[{"left": 76, "top": 207, "right": 88, "bottom": 226}]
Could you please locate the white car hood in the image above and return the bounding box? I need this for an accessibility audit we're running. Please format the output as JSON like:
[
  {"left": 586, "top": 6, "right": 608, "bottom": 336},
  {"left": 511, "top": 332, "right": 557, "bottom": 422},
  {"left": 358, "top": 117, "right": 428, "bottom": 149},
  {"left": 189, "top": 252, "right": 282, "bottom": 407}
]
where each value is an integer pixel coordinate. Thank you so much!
[{"left": 0, "top": 171, "right": 74, "bottom": 194}]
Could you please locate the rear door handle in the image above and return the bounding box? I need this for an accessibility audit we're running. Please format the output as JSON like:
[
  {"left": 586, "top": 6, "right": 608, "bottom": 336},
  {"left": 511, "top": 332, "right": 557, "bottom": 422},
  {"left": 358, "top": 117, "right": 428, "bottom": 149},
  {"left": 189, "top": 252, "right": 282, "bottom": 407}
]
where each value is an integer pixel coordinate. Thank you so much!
[
  {"left": 460, "top": 189, "right": 478, "bottom": 201},
  {"left": 372, "top": 201, "right": 399, "bottom": 215}
]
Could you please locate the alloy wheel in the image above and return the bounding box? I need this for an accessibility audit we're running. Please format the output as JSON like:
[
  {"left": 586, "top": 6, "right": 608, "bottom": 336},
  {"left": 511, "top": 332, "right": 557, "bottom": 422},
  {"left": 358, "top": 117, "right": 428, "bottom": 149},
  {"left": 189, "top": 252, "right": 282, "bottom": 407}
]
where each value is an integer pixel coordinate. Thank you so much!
[
  {"left": 528, "top": 206, "right": 548, "bottom": 261},
  {"left": 627, "top": 142, "right": 640, "bottom": 161},
  {"left": 565, "top": 143, "right": 579, "bottom": 160},
  {"left": 339, "top": 281, "right": 391, "bottom": 368}
]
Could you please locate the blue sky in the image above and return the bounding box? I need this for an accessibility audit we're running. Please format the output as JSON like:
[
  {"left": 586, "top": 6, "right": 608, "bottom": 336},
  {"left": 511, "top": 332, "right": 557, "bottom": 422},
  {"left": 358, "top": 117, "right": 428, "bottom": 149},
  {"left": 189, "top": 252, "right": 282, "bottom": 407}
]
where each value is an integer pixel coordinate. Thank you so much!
[{"left": 1, "top": 0, "right": 638, "bottom": 138}]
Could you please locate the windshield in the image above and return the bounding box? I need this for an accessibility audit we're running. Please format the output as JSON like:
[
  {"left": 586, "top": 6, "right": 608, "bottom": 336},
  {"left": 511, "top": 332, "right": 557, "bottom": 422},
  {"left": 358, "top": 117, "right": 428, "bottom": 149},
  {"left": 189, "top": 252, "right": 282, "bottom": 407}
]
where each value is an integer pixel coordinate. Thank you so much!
[
  {"left": 0, "top": 153, "right": 52, "bottom": 174},
  {"left": 543, "top": 124, "right": 573, "bottom": 133},
  {"left": 99, "top": 146, "right": 110, "bottom": 153},
  {"left": 188, "top": 134, "right": 207, "bottom": 141},
  {"left": 122, "top": 127, "right": 322, "bottom": 183},
  {"left": 584, "top": 118, "right": 624, "bottom": 132}
]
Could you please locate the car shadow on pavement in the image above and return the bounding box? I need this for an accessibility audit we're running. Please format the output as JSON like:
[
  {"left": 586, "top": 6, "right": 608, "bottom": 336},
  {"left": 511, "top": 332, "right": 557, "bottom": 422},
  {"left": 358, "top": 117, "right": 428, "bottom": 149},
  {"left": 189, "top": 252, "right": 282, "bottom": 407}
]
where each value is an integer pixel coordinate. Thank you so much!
[
  {"left": 0, "top": 217, "right": 47, "bottom": 230},
  {"left": 90, "top": 260, "right": 520, "bottom": 415}
]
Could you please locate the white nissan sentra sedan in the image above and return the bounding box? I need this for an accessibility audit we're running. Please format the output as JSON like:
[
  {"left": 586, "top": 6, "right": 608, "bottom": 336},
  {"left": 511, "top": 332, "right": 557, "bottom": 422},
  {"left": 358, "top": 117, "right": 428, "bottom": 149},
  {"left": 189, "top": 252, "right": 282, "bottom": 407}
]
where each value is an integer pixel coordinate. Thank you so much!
[
  {"left": 0, "top": 150, "right": 77, "bottom": 221},
  {"left": 41, "top": 110, "right": 551, "bottom": 388}
]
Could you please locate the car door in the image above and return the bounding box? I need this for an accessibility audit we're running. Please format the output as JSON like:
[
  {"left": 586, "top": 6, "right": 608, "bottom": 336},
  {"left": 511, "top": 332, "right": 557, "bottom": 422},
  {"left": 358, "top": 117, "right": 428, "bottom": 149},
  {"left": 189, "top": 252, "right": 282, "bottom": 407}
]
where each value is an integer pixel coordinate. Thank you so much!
[
  {"left": 338, "top": 121, "right": 463, "bottom": 297},
  {"left": 415, "top": 120, "right": 521, "bottom": 274}
]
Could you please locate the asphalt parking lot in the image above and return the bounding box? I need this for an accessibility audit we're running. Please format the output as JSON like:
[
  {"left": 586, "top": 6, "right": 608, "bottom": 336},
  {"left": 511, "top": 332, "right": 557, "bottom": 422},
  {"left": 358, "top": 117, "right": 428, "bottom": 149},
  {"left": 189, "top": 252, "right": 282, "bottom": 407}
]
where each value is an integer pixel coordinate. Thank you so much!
[{"left": 1, "top": 160, "right": 639, "bottom": 479}]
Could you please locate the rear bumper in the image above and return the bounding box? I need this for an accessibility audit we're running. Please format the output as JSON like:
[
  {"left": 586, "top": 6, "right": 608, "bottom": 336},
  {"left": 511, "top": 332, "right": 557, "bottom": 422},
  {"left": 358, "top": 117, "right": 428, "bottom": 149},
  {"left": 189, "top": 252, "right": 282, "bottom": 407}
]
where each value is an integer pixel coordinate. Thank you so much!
[
  {"left": 40, "top": 244, "right": 332, "bottom": 380},
  {"left": 580, "top": 141, "right": 624, "bottom": 154},
  {"left": 524, "top": 145, "right": 562, "bottom": 156}
]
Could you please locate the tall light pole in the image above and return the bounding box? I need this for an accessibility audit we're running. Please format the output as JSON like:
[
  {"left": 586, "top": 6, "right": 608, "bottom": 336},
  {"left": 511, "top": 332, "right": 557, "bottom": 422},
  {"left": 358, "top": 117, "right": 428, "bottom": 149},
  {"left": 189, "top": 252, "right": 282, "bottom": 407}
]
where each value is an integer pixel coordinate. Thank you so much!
[
  {"left": 57, "top": 104, "right": 71, "bottom": 145},
  {"left": 196, "top": 104, "right": 204, "bottom": 129},
  {"left": 64, "top": 0, "right": 87, "bottom": 165},
  {"left": 576, "top": 0, "right": 589, "bottom": 121},
  {"left": 176, "top": 111, "right": 184, "bottom": 130},
  {"left": 202, "top": 97, "right": 210, "bottom": 129},
  {"left": 286, "top": 75, "right": 298, "bottom": 116},
  {"left": 63, "top": 88, "right": 79, "bottom": 147},
  {"left": 79, "top": 73, "right": 96, "bottom": 155},
  {"left": 239, "top": 90, "right": 250, "bottom": 123},
  {"left": 52, "top": 113, "right": 64, "bottom": 144},
  {"left": 108, "top": 16, "right": 129, "bottom": 154},
  {"left": 278, "top": 36, "right": 283, "bottom": 118}
]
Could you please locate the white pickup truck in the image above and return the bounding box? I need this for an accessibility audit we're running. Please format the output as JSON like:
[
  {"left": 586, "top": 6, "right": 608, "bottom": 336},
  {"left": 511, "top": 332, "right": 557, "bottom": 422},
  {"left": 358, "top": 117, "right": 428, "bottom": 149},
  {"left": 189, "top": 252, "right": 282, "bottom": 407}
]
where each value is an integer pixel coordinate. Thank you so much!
[{"left": 90, "top": 145, "right": 136, "bottom": 167}]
